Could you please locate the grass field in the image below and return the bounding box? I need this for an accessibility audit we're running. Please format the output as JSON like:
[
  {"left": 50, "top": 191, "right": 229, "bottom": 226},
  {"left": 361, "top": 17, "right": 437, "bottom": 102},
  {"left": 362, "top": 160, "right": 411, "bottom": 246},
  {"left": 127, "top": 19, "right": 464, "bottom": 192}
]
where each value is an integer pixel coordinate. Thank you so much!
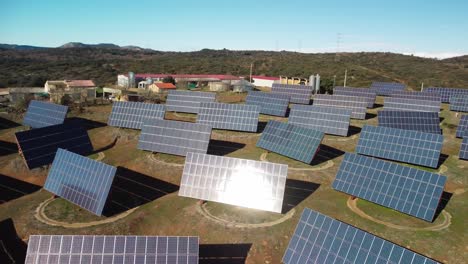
[{"left": 0, "top": 95, "right": 467, "bottom": 263}]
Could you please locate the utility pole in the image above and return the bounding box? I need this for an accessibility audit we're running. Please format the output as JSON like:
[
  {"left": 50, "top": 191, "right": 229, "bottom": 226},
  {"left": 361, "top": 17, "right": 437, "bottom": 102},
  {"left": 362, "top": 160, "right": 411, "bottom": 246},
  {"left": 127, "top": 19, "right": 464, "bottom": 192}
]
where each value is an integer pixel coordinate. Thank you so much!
[
  {"left": 333, "top": 75, "right": 336, "bottom": 88},
  {"left": 249, "top": 63, "right": 253, "bottom": 83},
  {"left": 344, "top": 69, "right": 348, "bottom": 87}
]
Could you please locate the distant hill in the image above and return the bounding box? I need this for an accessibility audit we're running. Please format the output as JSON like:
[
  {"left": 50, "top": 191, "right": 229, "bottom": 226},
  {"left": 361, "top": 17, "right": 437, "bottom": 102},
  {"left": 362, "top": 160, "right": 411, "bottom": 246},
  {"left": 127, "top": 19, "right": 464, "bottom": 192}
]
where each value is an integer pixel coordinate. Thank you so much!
[{"left": 0, "top": 44, "right": 48, "bottom": 50}]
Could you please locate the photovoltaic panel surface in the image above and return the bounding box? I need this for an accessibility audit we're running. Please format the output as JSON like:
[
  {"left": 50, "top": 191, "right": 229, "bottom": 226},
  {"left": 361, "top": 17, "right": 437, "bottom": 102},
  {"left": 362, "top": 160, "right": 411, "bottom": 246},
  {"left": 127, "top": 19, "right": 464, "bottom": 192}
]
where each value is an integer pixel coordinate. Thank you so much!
[
  {"left": 271, "top": 83, "right": 313, "bottom": 104},
  {"left": 179, "top": 152, "right": 288, "bottom": 213},
  {"left": 460, "top": 133, "right": 468, "bottom": 160},
  {"left": 15, "top": 122, "right": 93, "bottom": 169},
  {"left": 314, "top": 94, "right": 368, "bottom": 119},
  {"left": 288, "top": 105, "right": 351, "bottom": 136},
  {"left": 384, "top": 97, "right": 440, "bottom": 113},
  {"left": 378, "top": 110, "right": 441, "bottom": 134},
  {"left": 108, "top": 101, "right": 165, "bottom": 129},
  {"left": 456, "top": 115, "right": 468, "bottom": 138},
  {"left": 369, "top": 81, "right": 406, "bottom": 96},
  {"left": 356, "top": 125, "right": 443, "bottom": 168},
  {"left": 449, "top": 94, "right": 468, "bottom": 112},
  {"left": 44, "top": 148, "right": 116, "bottom": 216},
  {"left": 166, "top": 90, "right": 216, "bottom": 113},
  {"left": 197, "top": 102, "right": 259, "bottom": 132},
  {"left": 425, "top": 87, "right": 468, "bottom": 103},
  {"left": 390, "top": 91, "right": 441, "bottom": 102},
  {"left": 25, "top": 235, "right": 199, "bottom": 264},
  {"left": 245, "top": 91, "right": 289, "bottom": 117},
  {"left": 23, "top": 100, "right": 68, "bottom": 129},
  {"left": 333, "top": 86, "right": 376, "bottom": 108},
  {"left": 333, "top": 153, "right": 446, "bottom": 222},
  {"left": 256, "top": 120, "right": 324, "bottom": 164},
  {"left": 283, "top": 208, "right": 440, "bottom": 264},
  {"left": 138, "top": 119, "right": 212, "bottom": 156}
]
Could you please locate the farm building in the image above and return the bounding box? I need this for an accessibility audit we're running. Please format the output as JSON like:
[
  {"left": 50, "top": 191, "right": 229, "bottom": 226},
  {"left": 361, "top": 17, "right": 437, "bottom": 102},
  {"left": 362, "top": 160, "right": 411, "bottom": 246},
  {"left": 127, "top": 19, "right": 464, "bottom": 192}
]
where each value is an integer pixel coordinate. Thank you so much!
[
  {"left": 149, "top": 82, "right": 177, "bottom": 93},
  {"left": 8, "top": 87, "right": 46, "bottom": 103},
  {"left": 45, "top": 80, "right": 96, "bottom": 103},
  {"left": 251, "top": 75, "right": 280, "bottom": 88},
  {"left": 117, "top": 73, "right": 241, "bottom": 88}
]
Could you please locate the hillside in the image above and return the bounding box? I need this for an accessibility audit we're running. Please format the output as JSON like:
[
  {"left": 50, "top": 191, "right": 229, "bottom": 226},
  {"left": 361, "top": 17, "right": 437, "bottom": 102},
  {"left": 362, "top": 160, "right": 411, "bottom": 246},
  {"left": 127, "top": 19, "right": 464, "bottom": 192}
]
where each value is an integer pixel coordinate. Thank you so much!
[{"left": 0, "top": 47, "right": 467, "bottom": 89}]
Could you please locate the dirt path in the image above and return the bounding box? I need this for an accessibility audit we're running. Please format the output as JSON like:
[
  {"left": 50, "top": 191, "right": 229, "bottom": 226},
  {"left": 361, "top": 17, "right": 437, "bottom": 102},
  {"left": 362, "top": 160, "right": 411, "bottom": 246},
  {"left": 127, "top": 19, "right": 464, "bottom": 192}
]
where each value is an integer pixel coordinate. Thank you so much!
[
  {"left": 347, "top": 197, "right": 451, "bottom": 231},
  {"left": 147, "top": 154, "right": 184, "bottom": 167},
  {"left": 324, "top": 135, "right": 358, "bottom": 142},
  {"left": 34, "top": 197, "right": 137, "bottom": 229},
  {"left": 211, "top": 131, "right": 261, "bottom": 139},
  {"left": 438, "top": 165, "right": 448, "bottom": 174},
  {"left": 95, "top": 152, "right": 105, "bottom": 161},
  {"left": 260, "top": 152, "right": 335, "bottom": 171}
]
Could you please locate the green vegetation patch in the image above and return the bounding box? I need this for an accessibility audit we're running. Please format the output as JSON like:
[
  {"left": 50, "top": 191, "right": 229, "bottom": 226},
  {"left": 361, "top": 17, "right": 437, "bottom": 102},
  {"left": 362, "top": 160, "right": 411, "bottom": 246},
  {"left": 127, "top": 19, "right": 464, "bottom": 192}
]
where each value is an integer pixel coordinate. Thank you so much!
[{"left": 44, "top": 198, "right": 106, "bottom": 223}]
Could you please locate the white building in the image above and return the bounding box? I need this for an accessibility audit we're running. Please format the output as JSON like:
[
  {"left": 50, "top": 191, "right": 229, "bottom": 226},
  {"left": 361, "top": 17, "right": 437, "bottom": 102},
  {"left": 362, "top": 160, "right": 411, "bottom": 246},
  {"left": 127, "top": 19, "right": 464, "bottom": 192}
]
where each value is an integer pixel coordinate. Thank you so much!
[{"left": 251, "top": 76, "right": 280, "bottom": 88}]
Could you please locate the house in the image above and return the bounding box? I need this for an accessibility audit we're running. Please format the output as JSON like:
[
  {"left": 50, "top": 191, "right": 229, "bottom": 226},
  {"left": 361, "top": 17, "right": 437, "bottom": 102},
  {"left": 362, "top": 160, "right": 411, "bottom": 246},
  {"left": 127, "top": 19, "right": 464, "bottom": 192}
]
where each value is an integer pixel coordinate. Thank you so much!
[
  {"left": 251, "top": 75, "right": 280, "bottom": 88},
  {"left": 149, "top": 82, "right": 176, "bottom": 93},
  {"left": 8, "top": 87, "right": 46, "bottom": 104},
  {"left": 45, "top": 80, "right": 96, "bottom": 103},
  {"left": 118, "top": 73, "right": 241, "bottom": 88}
]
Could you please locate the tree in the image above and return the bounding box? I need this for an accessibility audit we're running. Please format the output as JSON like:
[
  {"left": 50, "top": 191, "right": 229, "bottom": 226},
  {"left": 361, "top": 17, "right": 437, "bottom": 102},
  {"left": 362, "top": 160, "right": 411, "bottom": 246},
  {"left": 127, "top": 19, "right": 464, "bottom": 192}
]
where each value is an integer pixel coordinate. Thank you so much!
[{"left": 162, "top": 76, "right": 176, "bottom": 85}]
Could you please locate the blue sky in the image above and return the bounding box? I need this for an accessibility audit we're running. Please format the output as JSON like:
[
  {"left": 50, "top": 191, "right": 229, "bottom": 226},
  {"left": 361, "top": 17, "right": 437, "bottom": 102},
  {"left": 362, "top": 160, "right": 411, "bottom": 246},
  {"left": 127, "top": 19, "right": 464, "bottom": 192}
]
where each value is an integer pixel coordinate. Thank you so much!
[{"left": 1, "top": 0, "right": 467, "bottom": 58}]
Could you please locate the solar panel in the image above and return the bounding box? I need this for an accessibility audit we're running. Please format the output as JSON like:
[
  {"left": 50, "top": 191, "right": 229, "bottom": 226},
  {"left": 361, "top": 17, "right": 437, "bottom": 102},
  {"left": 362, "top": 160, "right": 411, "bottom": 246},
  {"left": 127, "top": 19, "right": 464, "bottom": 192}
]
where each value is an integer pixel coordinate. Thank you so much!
[
  {"left": 369, "top": 81, "right": 406, "bottom": 96},
  {"left": 389, "top": 91, "right": 441, "bottom": 102},
  {"left": 333, "top": 86, "right": 376, "bottom": 108},
  {"left": 15, "top": 122, "right": 93, "bottom": 169},
  {"left": 384, "top": 97, "right": 440, "bottom": 113},
  {"left": 179, "top": 152, "right": 288, "bottom": 213},
  {"left": 288, "top": 105, "right": 351, "bottom": 137},
  {"left": 44, "top": 148, "right": 116, "bottom": 216},
  {"left": 271, "top": 83, "right": 313, "bottom": 104},
  {"left": 333, "top": 153, "right": 446, "bottom": 222},
  {"left": 449, "top": 94, "right": 468, "bottom": 112},
  {"left": 456, "top": 115, "right": 468, "bottom": 138},
  {"left": 23, "top": 100, "right": 68, "bottom": 129},
  {"left": 138, "top": 119, "right": 212, "bottom": 156},
  {"left": 460, "top": 133, "right": 468, "bottom": 160},
  {"left": 245, "top": 91, "right": 289, "bottom": 117},
  {"left": 356, "top": 125, "right": 443, "bottom": 168},
  {"left": 424, "top": 87, "right": 468, "bottom": 103},
  {"left": 197, "top": 102, "right": 259, "bottom": 132},
  {"left": 283, "top": 208, "right": 440, "bottom": 264},
  {"left": 166, "top": 90, "right": 216, "bottom": 113},
  {"left": 25, "top": 235, "right": 199, "bottom": 264},
  {"left": 378, "top": 110, "right": 441, "bottom": 134},
  {"left": 108, "top": 101, "right": 165, "bottom": 129},
  {"left": 256, "top": 120, "right": 324, "bottom": 164},
  {"left": 314, "top": 94, "right": 368, "bottom": 119}
]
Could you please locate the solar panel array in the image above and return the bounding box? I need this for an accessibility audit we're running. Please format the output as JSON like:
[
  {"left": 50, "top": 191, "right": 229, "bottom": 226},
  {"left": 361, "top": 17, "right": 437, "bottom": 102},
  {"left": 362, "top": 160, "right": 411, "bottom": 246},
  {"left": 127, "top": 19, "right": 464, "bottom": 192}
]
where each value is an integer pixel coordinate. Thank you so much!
[
  {"left": 166, "top": 90, "right": 216, "bottom": 114},
  {"left": 245, "top": 91, "right": 289, "bottom": 117},
  {"left": 384, "top": 97, "right": 440, "bottom": 113},
  {"left": 456, "top": 115, "right": 468, "bottom": 138},
  {"left": 460, "top": 133, "right": 468, "bottom": 160},
  {"left": 283, "top": 208, "right": 440, "bottom": 264},
  {"left": 314, "top": 94, "right": 368, "bottom": 119},
  {"left": 44, "top": 148, "right": 116, "bottom": 216},
  {"left": 197, "top": 102, "right": 259, "bottom": 132},
  {"left": 271, "top": 83, "right": 313, "bottom": 104},
  {"left": 179, "top": 152, "right": 288, "bottom": 213},
  {"left": 15, "top": 122, "right": 93, "bottom": 169},
  {"left": 108, "top": 101, "right": 166, "bottom": 129},
  {"left": 256, "top": 120, "right": 324, "bottom": 164},
  {"left": 23, "top": 100, "right": 68, "bottom": 129},
  {"left": 289, "top": 105, "right": 351, "bottom": 136},
  {"left": 449, "top": 94, "right": 468, "bottom": 112},
  {"left": 424, "top": 87, "right": 468, "bottom": 103},
  {"left": 138, "top": 119, "right": 212, "bottom": 156},
  {"left": 378, "top": 110, "right": 441, "bottom": 134},
  {"left": 333, "top": 153, "right": 446, "bottom": 221},
  {"left": 25, "top": 235, "right": 199, "bottom": 264},
  {"left": 369, "top": 81, "right": 406, "bottom": 96},
  {"left": 390, "top": 91, "right": 441, "bottom": 102},
  {"left": 356, "top": 125, "right": 443, "bottom": 168},
  {"left": 333, "top": 86, "right": 376, "bottom": 108}
]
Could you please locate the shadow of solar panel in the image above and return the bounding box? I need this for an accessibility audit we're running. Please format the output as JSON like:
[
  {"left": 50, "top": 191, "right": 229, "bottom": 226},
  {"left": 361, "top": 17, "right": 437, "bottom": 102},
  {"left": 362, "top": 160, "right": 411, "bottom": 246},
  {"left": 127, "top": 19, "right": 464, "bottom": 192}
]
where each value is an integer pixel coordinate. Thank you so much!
[
  {"left": 384, "top": 97, "right": 441, "bottom": 113},
  {"left": 369, "top": 81, "right": 406, "bottom": 96},
  {"left": 356, "top": 125, "right": 443, "bottom": 168},
  {"left": 456, "top": 115, "right": 468, "bottom": 138},
  {"left": 108, "top": 101, "right": 165, "bottom": 129},
  {"left": 333, "top": 153, "right": 447, "bottom": 222},
  {"left": 314, "top": 94, "right": 367, "bottom": 119},
  {"left": 138, "top": 119, "right": 212, "bottom": 156},
  {"left": 271, "top": 83, "right": 312, "bottom": 104},
  {"left": 197, "top": 102, "right": 259, "bottom": 132},
  {"left": 44, "top": 149, "right": 116, "bottom": 216},
  {"left": 425, "top": 87, "right": 468, "bottom": 103},
  {"left": 449, "top": 95, "right": 468, "bottom": 112},
  {"left": 283, "top": 208, "right": 441, "bottom": 264},
  {"left": 23, "top": 100, "right": 68, "bottom": 129},
  {"left": 333, "top": 86, "right": 376, "bottom": 108},
  {"left": 460, "top": 133, "right": 468, "bottom": 160},
  {"left": 15, "top": 122, "right": 93, "bottom": 169},
  {"left": 390, "top": 91, "right": 441, "bottom": 102},
  {"left": 179, "top": 152, "right": 288, "bottom": 213},
  {"left": 25, "top": 235, "right": 199, "bottom": 264},
  {"left": 378, "top": 110, "right": 441, "bottom": 134},
  {"left": 245, "top": 91, "right": 289, "bottom": 117},
  {"left": 166, "top": 90, "right": 216, "bottom": 114},
  {"left": 257, "top": 120, "right": 324, "bottom": 164},
  {"left": 288, "top": 105, "right": 351, "bottom": 136}
]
